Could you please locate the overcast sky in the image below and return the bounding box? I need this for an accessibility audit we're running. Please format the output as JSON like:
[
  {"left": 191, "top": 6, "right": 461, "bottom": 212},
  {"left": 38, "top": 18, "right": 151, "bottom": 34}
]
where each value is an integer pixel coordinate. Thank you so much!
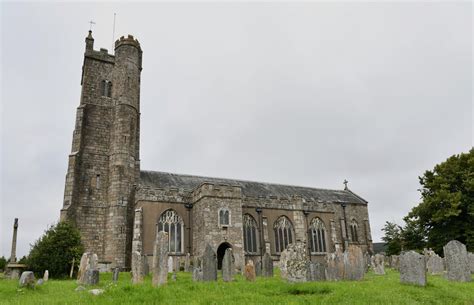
[{"left": 1, "top": 2, "right": 472, "bottom": 258}]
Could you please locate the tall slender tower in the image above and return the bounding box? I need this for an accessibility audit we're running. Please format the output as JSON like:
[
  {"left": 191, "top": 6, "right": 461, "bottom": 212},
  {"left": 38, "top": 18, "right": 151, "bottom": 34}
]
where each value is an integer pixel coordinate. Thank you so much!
[{"left": 61, "top": 31, "right": 142, "bottom": 268}]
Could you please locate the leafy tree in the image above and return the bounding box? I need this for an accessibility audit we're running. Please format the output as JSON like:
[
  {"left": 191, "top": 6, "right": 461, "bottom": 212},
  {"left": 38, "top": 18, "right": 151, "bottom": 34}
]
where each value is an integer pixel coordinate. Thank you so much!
[
  {"left": 27, "top": 221, "right": 83, "bottom": 278},
  {"left": 381, "top": 221, "right": 402, "bottom": 255},
  {"left": 406, "top": 148, "right": 473, "bottom": 254},
  {"left": 400, "top": 217, "right": 426, "bottom": 252},
  {"left": 0, "top": 256, "right": 7, "bottom": 271}
]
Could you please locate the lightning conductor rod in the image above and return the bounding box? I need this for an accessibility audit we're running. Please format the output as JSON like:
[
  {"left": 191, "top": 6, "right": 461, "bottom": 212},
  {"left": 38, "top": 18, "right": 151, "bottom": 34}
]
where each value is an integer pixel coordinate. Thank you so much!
[{"left": 112, "top": 13, "right": 116, "bottom": 51}]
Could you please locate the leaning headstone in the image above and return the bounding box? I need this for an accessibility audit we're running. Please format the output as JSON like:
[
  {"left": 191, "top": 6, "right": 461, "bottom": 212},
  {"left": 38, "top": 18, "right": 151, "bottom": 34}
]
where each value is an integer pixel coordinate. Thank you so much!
[
  {"left": 281, "top": 242, "right": 308, "bottom": 282},
  {"left": 152, "top": 231, "right": 169, "bottom": 286},
  {"left": 112, "top": 267, "right": 120, "bottom": 282},
  {"left": 19, "top": 271, "right": 35, "bottom": 288},
  {"left": 306, "top": 261, "right": 326, "bottom": 281},
  {"left": 77, "top": 252, "right": 99, "bottom": 285},
  {"left": 426, "top": 251, "right": 444, "bottom": 275},
  {"left": 372, "top": 254, "right": 385, "bottom": 275},
  {"left": 202, "top": 244, "right": 217, "bottom": 281},
  {"left": 131, "top": 251, "right": 144, "bottom": 284},
  {"left": 43, "top": 270, "right": 49, "bottom": 282},
  {"left": 77, "top": 253, "right": 90, "bottom": 284},
  {"left": 326, "top": 250, "right": 345, "bottom": 281},
  {"left": 443, "top": 240, "right": 471, "bottom": 282},
  {"left": 184, "top": 253, "right": 191, "bottom": 272},
  {"left": 262, "top": 253, "right": 273, "bottom": 277},
  {"left": 468, "top": 252, "right": 474, "bottom": 274},
  {"left": 244, "top": 260, "right": 256, "bottom": 282},
  {"left": 222, "top": 248, "right": 234, "bottom": 282},
  {"left": 400, "top": 251, "right": 426, "bottom": 286},
  {"left": 343, "top": 245, "right": 365, "bottom": 281},
  {"left": 168, "top": 256, "right": 174, "bottom": 273}
]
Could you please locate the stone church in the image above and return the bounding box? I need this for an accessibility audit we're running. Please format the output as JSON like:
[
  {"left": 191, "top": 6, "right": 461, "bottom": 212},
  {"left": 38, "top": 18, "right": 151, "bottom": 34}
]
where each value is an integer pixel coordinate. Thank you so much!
[{"left": 60, "top": 32, "right": 373, "bottom": 270}]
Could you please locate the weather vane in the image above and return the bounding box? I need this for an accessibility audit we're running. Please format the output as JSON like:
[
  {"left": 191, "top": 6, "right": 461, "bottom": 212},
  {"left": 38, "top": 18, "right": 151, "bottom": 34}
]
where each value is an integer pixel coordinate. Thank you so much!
[{"left": 89, "top": 20, "right": 96, "bottom": 31}]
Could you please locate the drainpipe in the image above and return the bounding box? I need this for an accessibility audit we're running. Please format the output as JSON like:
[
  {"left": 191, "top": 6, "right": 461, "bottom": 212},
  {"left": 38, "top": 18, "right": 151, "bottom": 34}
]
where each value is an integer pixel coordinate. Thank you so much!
[
  {"left": 185, "top": 203, "right": 193, "bottom": 255},
  {"left": 303, "top": 210, "right": 311, "bottom": 261},
  {"left": 341, "top": 202, "right": 348, "bottom": 251},
  {"left": 256, "top": 207, "right": 263, "bottom": 271}
]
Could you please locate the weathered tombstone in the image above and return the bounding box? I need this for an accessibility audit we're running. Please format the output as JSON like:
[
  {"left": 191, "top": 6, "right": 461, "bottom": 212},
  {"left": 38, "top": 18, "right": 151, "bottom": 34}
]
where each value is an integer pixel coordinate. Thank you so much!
[
  {"left": 255, "top": 261, "right": 262, "bottom": 277},
  {"left": 279, "top": 248, "right": 290, "bottom": 278},
  {"left": 168, "top": 256, "right": 174, "bottom": 273},
  {"left": 222, "top": 248, "right": 234, "bottom": 282},
  {"left": 372, "top": 254, "right": 385, "bottom": 275},
  {"left": 400, "top": 251, "right": 426, "bottom": 286},
  {"left": 192, "top": 257, "right": 203, "bottom": 282},
  {"left": 112, "top": 267, "right": 120, "bottom": 282},
  {"left": 468, "top": 252, "right": 474, "bottom": 274},
  {"left": 131, "top": 251, "right": 144, "bottom": 284},
  {"left": 77, "top": 253, "right": 90, "bottom": 284},
  {"left": 37, "top": 279, "right": 44, "bottom": 286},
  {"left": 343, "top": 245, "right": 365, "bottom": 281},
  {"left": 77, "top": 252, "right": 99, "bottom": 285},
  {"left": 244, "top": 260, "right": 256, "bottom": 282},
  {"left": 326, "top": 250, "right": 345, "bottom": 281},
  {"left": 175, "top": 257, "right": 180, "bottom": 272},
  {"left": 443, "top": 240, "right": 471, "bottom": 282},
  {"left": 202, "top": 244, "right": 217, "bottom": 281},
  {"left": 143, "top": 255, "right": 149, "bottom": 276},
  {"left": 306, "top": 261, "right": 326, "bottom": 281},
  {"left": 184, "top": 253, "right": 191, "bottom": 272},
  {"left": 172, "top": 271, "right": 177, "bottom": 281},
  {"left": 43, "top": 270, "right": 49, "bottom": 282},
  {"left": 19, "top": 271, "right": 35, "bottom": 288},
  {"left": 390, "top": 255, "right": 400, "bottom": 270},
  {"left": 152, "top": 231, "right": 169, "bottom": 286},
  {"left": 262, "top": 253, "right": 273, "bottom": 277},
  {"left": 85, "top": 269, "right": 99, "bottom": 285},
  {"left": 364, "top": 252, "right": 371, "bottom": 273},
  {"left": 425, "top": 251, "right": 444, "bottom": 275},
  {"left": 281, "top": 242, "right": 308, "bottom": 282}
]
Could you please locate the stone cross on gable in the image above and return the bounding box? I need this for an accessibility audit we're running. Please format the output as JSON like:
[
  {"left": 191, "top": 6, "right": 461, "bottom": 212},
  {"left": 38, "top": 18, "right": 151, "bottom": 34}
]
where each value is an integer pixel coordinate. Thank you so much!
[{"left": 343, "top": 179, "right": 348, "bottom": 190}]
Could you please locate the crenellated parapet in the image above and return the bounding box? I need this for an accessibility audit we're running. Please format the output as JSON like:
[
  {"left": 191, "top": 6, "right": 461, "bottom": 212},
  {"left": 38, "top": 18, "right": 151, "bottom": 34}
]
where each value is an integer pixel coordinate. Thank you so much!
[{"left": 191, "top": 183, "right": 242, "bottom": 203}]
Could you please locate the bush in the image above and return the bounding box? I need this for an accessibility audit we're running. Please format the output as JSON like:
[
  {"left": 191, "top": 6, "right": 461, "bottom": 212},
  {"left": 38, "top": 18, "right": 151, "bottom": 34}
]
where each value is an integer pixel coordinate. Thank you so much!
[
  {"left": 27, "top": 221, "right": 83, "bottom": 278},
  {"left": 0, "top": 256, "right": 7, "bottom": 271}
]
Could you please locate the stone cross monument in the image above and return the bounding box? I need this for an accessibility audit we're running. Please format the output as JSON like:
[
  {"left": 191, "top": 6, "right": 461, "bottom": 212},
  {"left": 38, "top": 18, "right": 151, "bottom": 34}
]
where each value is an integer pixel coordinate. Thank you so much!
[{"left": 10, "top": 218, "right": 18, "bottom": 263}]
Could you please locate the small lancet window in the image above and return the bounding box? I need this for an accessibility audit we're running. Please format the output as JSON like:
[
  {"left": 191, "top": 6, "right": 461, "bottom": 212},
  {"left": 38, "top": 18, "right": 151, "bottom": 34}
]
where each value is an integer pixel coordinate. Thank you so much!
[
  {"left": 350, "top": 220, "right": 359, "bottom": 242},
  {"left": 219, "top": 208, "right": 230, "bottom": 226},
  {"left": 96, "top": 174, "right": 100, "bottom": 189},
  {"left": 101, "top": 80, "right": 112, "bottom": 97}
]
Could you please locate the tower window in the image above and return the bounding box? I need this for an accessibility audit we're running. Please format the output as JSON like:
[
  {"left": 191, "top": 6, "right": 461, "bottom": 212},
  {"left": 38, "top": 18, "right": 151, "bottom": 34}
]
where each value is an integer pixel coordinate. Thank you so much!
[
  {"left": 350, "top": 219, "right": 359, "bottom": 242},
  {"left": 100, "top": 80, "right": 112, "bottom": 97},
  {"left": 96, "top": 174, "right": 100, "bottom": 189},
  {"left": 219, "top": 208, "right": 230, "bottom": 226}
]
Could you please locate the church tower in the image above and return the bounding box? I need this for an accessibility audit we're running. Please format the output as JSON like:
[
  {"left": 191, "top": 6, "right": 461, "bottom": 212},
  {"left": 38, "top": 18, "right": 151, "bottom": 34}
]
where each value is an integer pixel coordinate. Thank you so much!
[{"left": 61, "top": 31, "right": 142, "bottom": 268}]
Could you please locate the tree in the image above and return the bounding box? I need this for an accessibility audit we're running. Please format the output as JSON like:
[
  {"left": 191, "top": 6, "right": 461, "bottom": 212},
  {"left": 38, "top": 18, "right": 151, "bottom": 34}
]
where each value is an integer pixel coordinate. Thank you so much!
[
  {"left": 27, "top": 221, "right": 83, "bottom": 278},
  {"left": 381, "top": 221, "right": 402, "bottom": 255},
  {"left": 0, "top": 256, "right": 7, "bottom": 271},
  {"left": 406, "top": 148, "right": 474, "bottom": 254}
]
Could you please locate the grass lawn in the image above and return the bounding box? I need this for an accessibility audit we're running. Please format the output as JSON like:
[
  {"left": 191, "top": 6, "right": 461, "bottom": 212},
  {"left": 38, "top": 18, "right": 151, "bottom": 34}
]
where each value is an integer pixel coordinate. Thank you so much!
[{"left": 0, "top": 269, "right": 473, "bottom": 305}]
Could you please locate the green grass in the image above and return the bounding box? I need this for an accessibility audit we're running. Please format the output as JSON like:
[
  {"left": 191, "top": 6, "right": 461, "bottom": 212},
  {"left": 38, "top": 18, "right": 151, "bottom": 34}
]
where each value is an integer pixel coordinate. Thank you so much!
[{"left": 0, "top": 269, "right": 473, "bottom": 305}]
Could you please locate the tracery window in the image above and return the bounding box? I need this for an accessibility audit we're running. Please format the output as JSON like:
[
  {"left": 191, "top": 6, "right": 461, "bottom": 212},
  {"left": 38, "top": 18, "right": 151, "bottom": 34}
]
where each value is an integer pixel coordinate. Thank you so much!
[
  {"left": 350, "top": 219, "right": 359, "bottom": 242},
  {"left": 309, "top": 217, "right": 327, "bottom": 253},
  {"left": 158, "top": 209, "right": 184, "bottom": 253},
  {"left": 274, "top": 216, "right": 294, "bottom": 253},
  {"left": 243, "top": 214, "right": 258, "bottom": 254},
  {"left": 219, "top": 208, "right": 230, "bottom": 226}
]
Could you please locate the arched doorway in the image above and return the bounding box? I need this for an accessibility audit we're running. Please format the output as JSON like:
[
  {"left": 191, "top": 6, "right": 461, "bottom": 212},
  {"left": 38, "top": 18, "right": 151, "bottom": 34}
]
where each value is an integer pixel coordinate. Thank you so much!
[{"left": 217, "top": 242, "right": 232, "bottom": 270}]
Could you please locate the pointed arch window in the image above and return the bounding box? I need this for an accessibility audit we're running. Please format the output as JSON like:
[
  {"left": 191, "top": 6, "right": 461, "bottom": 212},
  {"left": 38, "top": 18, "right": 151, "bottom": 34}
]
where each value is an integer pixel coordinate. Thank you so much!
[
  {"left": 350, "top": 219, "right": 359, "bottom": 242},
  {"left": 273, "top": 216, "right": 294, "bottom": 253},
  {"left": 243, "top": 214, "right": 258, "bottom": 254},
  {"left": 100, "top": 80, "right": 112, "bottom": 97},
  {"left": 309, "top": 217, "right": 327, "bottom": 253},
  {"left": 158, "top": 209, "right": 184, "bottom": 253},
  {"left": 219, "top": 208, "right": 230, "bottom": 226}
]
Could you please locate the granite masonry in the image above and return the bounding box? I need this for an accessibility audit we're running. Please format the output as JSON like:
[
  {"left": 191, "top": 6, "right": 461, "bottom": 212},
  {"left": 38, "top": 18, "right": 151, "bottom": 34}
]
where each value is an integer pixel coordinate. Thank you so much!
[{"left": 60, "top": 31, "right": 374, "bottom": 270}]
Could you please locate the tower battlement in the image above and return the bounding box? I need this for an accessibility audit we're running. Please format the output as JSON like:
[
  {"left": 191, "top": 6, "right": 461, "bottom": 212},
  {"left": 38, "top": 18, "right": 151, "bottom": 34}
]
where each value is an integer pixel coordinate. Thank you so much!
[{"left": 115, "top": 35, "right": 141, "bottom": 51}]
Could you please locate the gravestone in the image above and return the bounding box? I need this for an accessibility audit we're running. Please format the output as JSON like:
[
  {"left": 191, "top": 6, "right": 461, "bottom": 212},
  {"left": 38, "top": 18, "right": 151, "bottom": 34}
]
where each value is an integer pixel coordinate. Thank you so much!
[
  {"left": 192, "top": 257, "right": 203, "bottom": 281},
  {"left": 372, "top": 254, "right": 385, "bottom": 275},
  {"left": 262, "top": 253, "right": 273, "bottom": 277},
  {"left": 443, "top": 240, "right": 471, "bottom": 282},
  {"left": 326, "top": 250, "right": 344, "bottom": 281},
  {"left": 425, "top": 251, "right": 444, "bottom": 275},
  {"left": 255, "top": 261, "right": 262, "bottom": 277},
  {"left": 43, "top": 270, "right": 49, "bottom": 282},
  {"left": 143, "top": 256, "right": 150, "bottom": 276},
  {"left": 112, "top": 267, "right": 120, "bottom": 282},
  {"left": 152, "top": 231, "right": 169, "bottom": 286},
  {"left": 222, "top": 248, "right": 234, "bottom": 282},
  {"left": 279, "top": 248, "right": 290, "bottom": 278},
  {"left": 244, "top": 260, "right": 256, "bottom": 282},
  {"left": 400, "top": 251, "right": 426, "bottom": 286},
  {"left": 168, "top": 256, "right": 173, "bottom": 273},
  {"left": 281, "top": 242, "right": 308, "bottom": 282},
  {"left": 343, "top": 245, "right": 365, "bottom": 280},
  {"left": 390, "top": 255, "right": 400, "bottom": 270},
  {"left": 468, "top": 252, "right": 474, "bottom": 274},
  {"left": 37, "top": 279, "right": 44, "bottom": 286},
  {"left": 77, "top": 252, "right": 99, "bottom": 285},
  {"left": 19, "top": 271, "right": 35, "bottom": 288},
  {"left": 306, "top": 261, "right": 326, "bottom": 281},
  {"left": 131, "top": 251, "right": 144, "bottom": 284},
  {"left": 85, "top": 269, "right": 99, "bottom": 285},
  {"left": 184, "top": 253, "right": 191, "bottom": 272},
  {"left": 202, "top": 244, "right": 217, "bottom": 281},
  {"left": 364, "top": 252, "right": 371, "bottom": 273}
]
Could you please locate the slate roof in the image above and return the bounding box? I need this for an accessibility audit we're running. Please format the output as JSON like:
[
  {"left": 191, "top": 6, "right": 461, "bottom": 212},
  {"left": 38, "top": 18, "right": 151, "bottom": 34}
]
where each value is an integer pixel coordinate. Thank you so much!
[{"left": 139, "top": 170, "right": 368, "bottom": 204}]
